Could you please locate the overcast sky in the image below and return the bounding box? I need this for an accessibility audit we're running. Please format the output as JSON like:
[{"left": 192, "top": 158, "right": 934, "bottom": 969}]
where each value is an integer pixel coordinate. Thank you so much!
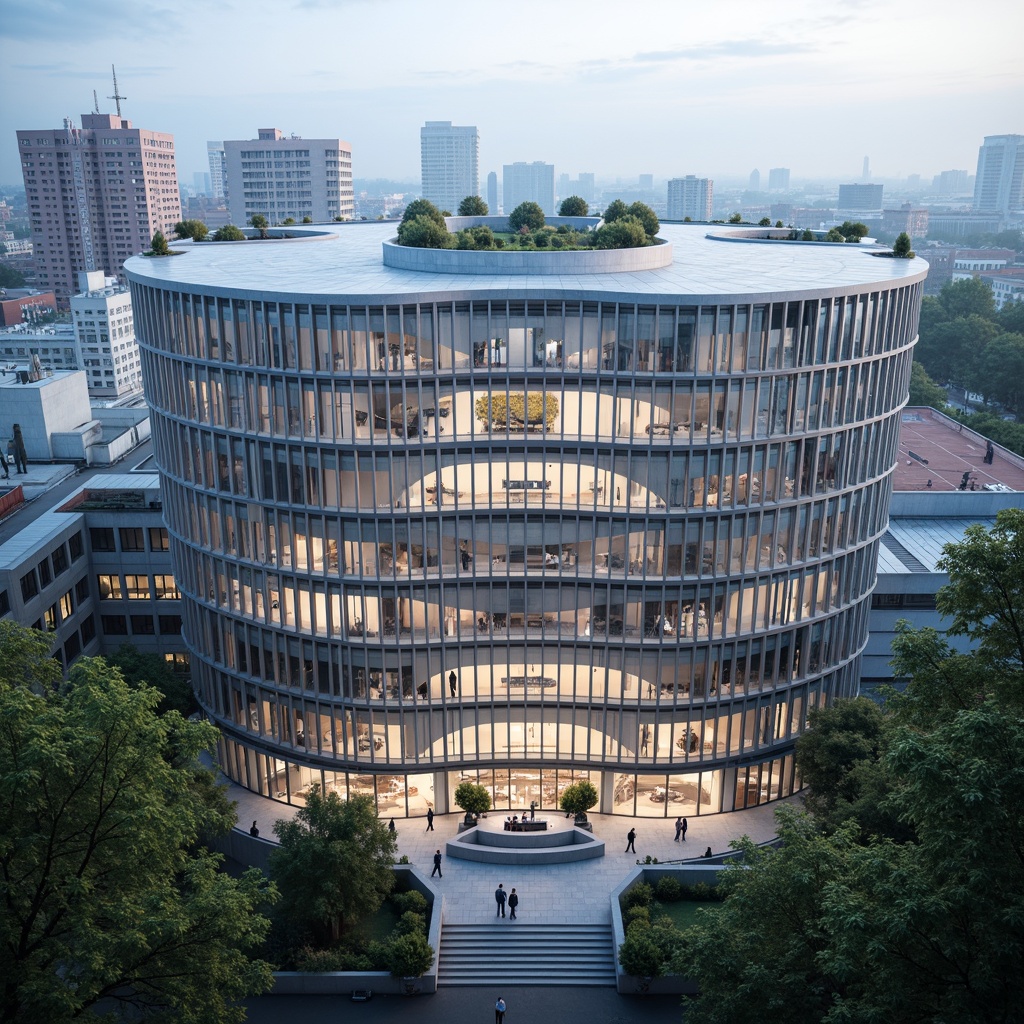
[{"left": 1, "top": 0, "right": 1022, "bottom": 191}]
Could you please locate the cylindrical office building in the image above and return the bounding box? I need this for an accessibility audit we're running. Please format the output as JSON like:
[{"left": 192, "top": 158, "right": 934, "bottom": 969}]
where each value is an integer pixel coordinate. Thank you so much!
[{"left": 126, "top": 223, "right": 925, "bottom": 818}]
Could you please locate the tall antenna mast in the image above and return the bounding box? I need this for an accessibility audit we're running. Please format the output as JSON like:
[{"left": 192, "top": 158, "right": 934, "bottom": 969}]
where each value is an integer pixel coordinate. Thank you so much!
[
  {"left": 108, "top": 64, "right": 127, "bottom": 118},
  {"left": 93, "top": 90, "right": 100, "bottom": 114}
]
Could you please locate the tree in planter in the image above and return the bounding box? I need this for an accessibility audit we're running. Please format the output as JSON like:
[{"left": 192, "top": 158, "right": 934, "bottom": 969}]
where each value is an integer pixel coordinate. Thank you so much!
[
  {"left": 508, "top": 201, "right": 545, "bottom": 233},
  {"left": 559, "top": 195, "right": 588, "bottom": 216},
  {"left": 250, "top": 214, "right": 270, "bottom": 239},
  {"left": 173, "top": 219, "right": 209, "bottom": 241},
  {"left": 559, "top": 779, "right": 598, "bottom": 823},
  {"left": 387, "top": 932, "right": 435, "bottom": 984},
  {"left": 892, "top": 232, "right": 915, "bottom": 258},
  {"left": 453, "top": 781, "right": 491, "bottom": 825},
  {"left": 150, "top": 230, "right": 170, "bottom": 255},
  {"left": 212, "top": 224, "right": 246, "bottom": 241},
  {"left": 457, "top": 195, "right": 488, "bottom": 216}
]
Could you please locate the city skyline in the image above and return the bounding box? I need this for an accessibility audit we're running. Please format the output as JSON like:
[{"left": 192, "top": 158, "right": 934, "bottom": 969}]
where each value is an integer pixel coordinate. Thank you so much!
[{"left": 1, "top": 0, "right": 1021, "bottom": 191}]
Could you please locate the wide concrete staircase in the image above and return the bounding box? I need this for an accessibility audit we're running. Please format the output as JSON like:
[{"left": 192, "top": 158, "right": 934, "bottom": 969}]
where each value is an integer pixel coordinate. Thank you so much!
[{"left": 438, "top": 922, "right": 617, "bottom": 986}]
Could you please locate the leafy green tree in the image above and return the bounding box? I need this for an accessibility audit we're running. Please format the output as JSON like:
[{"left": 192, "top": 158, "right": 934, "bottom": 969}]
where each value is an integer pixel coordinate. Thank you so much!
[
  {"left": 627, "top": 202, "right": 660, "bottom": 238},
  {"left": 775, "top": 220, "right": 784, "bottom": 228},
  {"left": 558, "top": 195, "right": 588, "bottom": 216},
  {"left": 0, "top": 263, "right": 27, "bottom": 288},
  {"left": 281, "top": 217, "right": 295, "bottom": 225},
  {"left": 593, "top": 216, "right": 648, "bottom": 249},
  {"left": 212, "top": 224, "right": 246, "bottom": 241},
  {"left": 892, "top": 231, "right": 914, "bottom": 258},
  {"left": 758, "top": 217, "right": 772, "bottom": 227},
  {"left": 508, "top": 202, "right": 545, "bottom": 233},
  {"left": 454, "top": 225, "right": 495, "bottom": 250},
  {"left": 907, "top": 360, "right": 949, "bottom": 409},
  {"left": 400, "top": 199, "right": 445, "bottom": 228},
  {"left": 975, "top": 332, "right": 1024, "bottom": 413},
  {"left": 800, "top": 228, "right": 814, "bottom": 240},
  {"left": 270, "top": 787, "right": 396, "bottom": 943},
  {"left": 938, "top": 275, "right": 997, "bottom": 321},
  {"left": 558, "top": 779, "right": 598, "bottom": 821},
  {"left": 836, "top": 220, "right": 869, "bottom": 242},
  {"left": 386, "top": 932, "right": 435, "bottom": 978},
  {"left": 999, "top": 299, "right": 1024, "bottom": 335},
  {"left": 453, "top": 781, "right": 492, "bottom": 823},
  {"left": 728, "top": 212, "right": 742, "bottom": 223},
  {"left": 915, "top": 313, "right": 999, "bottom": 388},
  {"left": 603, "top": 199, "right": 629, "bottom": 223},
  {"left": 457, "top": 195, "right": 488, "bottom": 216},
  {"left": 173, "top": 219, "right": 209, "bottom": 241},
  {"left": 824, "top": 227, "right": 845, "bottom": 242},
  {"left": 302, "top": 216, "right": 312, "bottom": 223},
  {"left": 0, "top": 623, "right": 275, "bottom": 1024},
  {"left": 249, "top": 214, "right": 269, "bottom": 239},
  {"left": 397, "top": 214, "right": 451, "bottom": 248},
  {"left": 106, "top": 642, "right": 195, "bottom": 717},
  {"left": 150, "top": 230, "right": 170, "bottom": 255}
]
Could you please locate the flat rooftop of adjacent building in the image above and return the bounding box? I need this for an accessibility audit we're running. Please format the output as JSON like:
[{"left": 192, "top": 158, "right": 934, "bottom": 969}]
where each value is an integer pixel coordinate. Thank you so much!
[
  {"left": 894, "top": 407, "right": 1024, "bottom": 493},
  {"left": 124, "top": 222, "right": 927, "bottom": 300}
]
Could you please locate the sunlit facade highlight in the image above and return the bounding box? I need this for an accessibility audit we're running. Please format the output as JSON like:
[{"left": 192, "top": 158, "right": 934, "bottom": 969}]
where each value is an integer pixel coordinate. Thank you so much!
[{"left": 126, "top": 224, "right": 925, "bottom": 819}]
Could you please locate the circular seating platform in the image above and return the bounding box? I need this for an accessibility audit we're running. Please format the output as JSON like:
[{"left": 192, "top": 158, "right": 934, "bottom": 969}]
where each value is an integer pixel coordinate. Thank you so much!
[{"left": 446, "top": 818, "right": 605, "bottom": 864}]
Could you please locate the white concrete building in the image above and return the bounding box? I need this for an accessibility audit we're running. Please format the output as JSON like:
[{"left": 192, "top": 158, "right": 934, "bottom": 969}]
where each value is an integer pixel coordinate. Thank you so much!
[
  {"left": 70, "top": 271, "right": 142, "bottom": 398},
  {"left": 224, "top": 128, "right": 354, "bottom": 226},
  {"left": 503, "top": 162, "right": 556, "bottom": 216},
  {"left": 973, "top": 134, "right": 1024, "bottom": 217},
  {"left": 420, "top": 122, "right": 479, "bottom": 214},
  {"left": 667, "top": 177, "right": 713, "bottom": 221}
]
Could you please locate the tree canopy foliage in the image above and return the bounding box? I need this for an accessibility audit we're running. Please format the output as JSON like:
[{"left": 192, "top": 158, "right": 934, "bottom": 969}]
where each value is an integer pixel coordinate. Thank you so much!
[
  {"left": 674, "top": 510, "right": 1024, "bottom": 1024},
  {"left": 558, "top": 195, "right": 588, "bottom": 216},
  {"left": 401, "top": 199, "right": 446, "bottom": 228},
  {"left": 106, "top": 641, "right": 196, "bottom": 717},
  {"left": 174, "top": 219, "right": 209, "bottom": 241},
  {"left": 249, "top": 214, "right": 270, "bottom": 239},
  {"left": 907, "top": 360, "right": 949, "bottom": 410},
  {"left": 0, "top": 622, "right": 275, "bottom": 1024},
  {"left": 457, "top": 195, "right": 488, "bottom": 216},
  {"left": 270, "top": 787, "right": 396, "bottom": 944},
  {"left": 0, "top": 262, "right": 28, "bottom": 288},
  {"left": 892, "top": 231, "right": 914, "bottom": 258},
  {"left": 212, "top": 224, "right": 246, "bottom": 242},
  {"left": 149, "top": 230, "right": 169, "bottom": 255},
  {"left": 508, "top": 202, "right": 546, "bottom": 233}
]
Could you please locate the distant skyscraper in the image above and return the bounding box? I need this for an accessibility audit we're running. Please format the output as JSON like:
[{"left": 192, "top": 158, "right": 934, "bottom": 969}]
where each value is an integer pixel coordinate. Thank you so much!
[
  {"left": 193, "top": 172, "right": 211, "bottom": 196},
  {"left": 768, "top": 168, "right": 790, "bottom": 192},
  {"left": 17, "top": 113, "right": 180, "bottom": 305},
  {"left": 933, "top": 169, "right": 970, "bottom": 195},
  {"left": 862, "top": 156, "right": 871, "bottom": 180},
  {"left": 838, "top": 183, "right": 884, "bottom": 212},
  {"left": 973, "top": 134, "right": 1024, "bottom": 215},
  {"left": 207, "top": 141, "right": 227, "bottom": 199},
  {"left": 577, "top": 173, "right": 596, "bottom": 204},
  {"left": 420, "top": 121, "right": 479, "bottom": 213},
  {"left": 503, "top": 162, "right": 556, "bottom": 215},
  {"left": 749, "top": 169, "right": 761, "bottom": 191},
  {"left": 667, "top": 176, "right": 713, "bottom": 220},
  {"left": 224, "top": 128, "right": 354, "bottom": 225},
  {"left": 638, "top": 173, "right": 653, "bottom": 189},
  {"left": 487, "top": 171, "right": 498, "bottom": 215}
]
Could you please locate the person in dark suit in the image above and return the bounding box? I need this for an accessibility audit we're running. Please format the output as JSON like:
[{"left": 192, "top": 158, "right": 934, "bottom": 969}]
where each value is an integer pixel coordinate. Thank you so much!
[
  {"left": 508, "top": 887, "right": 519, "bottom": 920},
  {"left": 249, "top": 820, "right": 259, "bottom": 837},
  {"left": 625, "top": 828, "right": 637, "bottom": 853},
  {"left": 425, "top": 807, "right": 435, "bottom": 831},
  {"left": 449, "top": 670, "right": 458, "bottom": 697},
  {"left": 431, "top": 849, "right": 443, "bottom": 877},
  {"left": 495, "top": 883, "right": 507, "bottom": 917}
]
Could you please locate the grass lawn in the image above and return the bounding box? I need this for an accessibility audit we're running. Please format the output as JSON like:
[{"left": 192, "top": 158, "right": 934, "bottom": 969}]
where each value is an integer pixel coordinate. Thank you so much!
[{"left": 650, "top": 899, "right": 723, "bottom": 930}]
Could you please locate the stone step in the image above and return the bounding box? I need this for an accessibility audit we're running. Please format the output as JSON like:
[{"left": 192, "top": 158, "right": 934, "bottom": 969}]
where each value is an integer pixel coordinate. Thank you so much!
[{"left": 438, "top": 922, "right": 616, "bottom": 987}]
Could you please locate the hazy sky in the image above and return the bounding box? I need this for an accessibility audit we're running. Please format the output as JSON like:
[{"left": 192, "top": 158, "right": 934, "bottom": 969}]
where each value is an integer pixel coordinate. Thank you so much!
[{"left": 2, "top": 0, "right": 1022, "bottom": 190}]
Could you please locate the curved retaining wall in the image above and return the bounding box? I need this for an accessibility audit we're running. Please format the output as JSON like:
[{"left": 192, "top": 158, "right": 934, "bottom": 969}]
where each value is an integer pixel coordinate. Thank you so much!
[{"left": 446, "top": 825, "right": 604, "bottom": 864}]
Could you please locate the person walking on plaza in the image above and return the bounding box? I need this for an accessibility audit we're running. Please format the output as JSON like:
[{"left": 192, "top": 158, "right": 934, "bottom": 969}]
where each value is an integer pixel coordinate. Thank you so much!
[
  {"left": 508, "top": 887, "right": 519, "bottom": 920},
  {"left": 495, "top": 883, "right": 507, "bottom": 917},
  {"left": 425, "top": 807, "right": 435, "bottom": 831},
  {"left": 495, "top": 996, "right": 507, "bottom": 1023},
  {"left": 674, "top": 816, "right": 683, "bottom": 842},
  {"left": 681, "top": 816, "right": 688, "bottom": 842},
  {"left": 431, "top": 849, "right": 443, "bottom": 878},
  {"left": 626, "top": 827, "right": 637, "bottom": 853}
]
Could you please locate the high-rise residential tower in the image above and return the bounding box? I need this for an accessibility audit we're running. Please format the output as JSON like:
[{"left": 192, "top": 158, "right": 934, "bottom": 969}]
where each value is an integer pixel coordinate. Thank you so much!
[
  {"left": 502, "top": 162, "right": 556, "bottom": 216},
  {"left": 486, "top": 171, "right": 499, "bottom": 215},
  {"left": 749, "top": 169, "right": 761, "bottom": 191},
  {"left": 223, "top": 128, "right": 353, "bottom": 226},
  {"left": 837, "top": 183, "right": 884, "bottom": 214},
  {"left": 208, "top": 141, "right": 227, "bottom": 199},
  {"left": 17, "top": 113, "right": 180, "bottom": 306},
  {"left": 420, "top": 121, "right": 479, "bottom": 213},
  {"left": 667, "top": 176, "right": 713, "bottom": 220},
  {"left": 70, "top": 270, "right": 142, "bottom": 398},
  {"left": 973, "top": 134, "right": 1024, "bottom": 216},
  {"left": 768, "top": 168, "right": 790, "bottom": 192}
]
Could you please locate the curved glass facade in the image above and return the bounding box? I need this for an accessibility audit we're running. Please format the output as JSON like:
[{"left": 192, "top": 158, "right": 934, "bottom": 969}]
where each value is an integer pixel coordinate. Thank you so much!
[{"left": 128, "top": 227, "right": 923, "bottom": 818}]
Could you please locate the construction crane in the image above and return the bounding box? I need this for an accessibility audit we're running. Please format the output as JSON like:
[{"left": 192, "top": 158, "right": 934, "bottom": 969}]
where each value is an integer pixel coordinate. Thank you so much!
[{"left": 108, "top": 64, "right": 126, "bottom": 118}]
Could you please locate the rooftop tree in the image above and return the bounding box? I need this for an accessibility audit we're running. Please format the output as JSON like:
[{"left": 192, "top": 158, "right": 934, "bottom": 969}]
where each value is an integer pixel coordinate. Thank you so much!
[
  {"left": 508, "top": 201, "right": 545, "bottom": 233},
  {"left": 558, "top": 196, "right": 588, "bottom": 217},
  {"left": 457, "top": 195, "right": 488, "bottom": 216}
]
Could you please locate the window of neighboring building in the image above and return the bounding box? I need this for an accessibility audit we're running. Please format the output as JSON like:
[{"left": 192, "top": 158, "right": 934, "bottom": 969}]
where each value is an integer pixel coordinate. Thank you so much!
[
  {"left": 51, "top": 545, "right": 69, "bottom": 575},
  {"left": 69, "top": 531, "right": 84, "bottom": 562},
  {"left": 153, "top": 575, "right": 180, "bottom": 600},
  {"left": 80, "top": 614, "right": 96, "bottom": 645},
  {"left": 59, "top": 590, "right": 73, "bottom": 619},
  {"left": 130, "top": 615, "right": 155, "bottom": 635},
  {"left": 97, "top": 574, "right": 122, "bottom": 599},
  {"left": 44, "top": 604, "right": 57, "bottom": 630},
  {"left": 0, "top": 589, "right": 9, "bottom": 616},
  {"left": 119, "top": 527, "right": 145, "bottom": 551},
  {"left": 75, "top": 576, "right": 90, "bottom": 602},
  {"left": 20, "top": 571, "right": 38, "bottom": 602},
  {"left": 149, "top": 526, "right": 170, "bottom": 551},
  {"left": 64, "top": 633, "right": 81, "bottom": 662},
  {"left": 38, "top": 559, "right": 52, "bottom": 587},
  {"left": 164, "top": 651, "right": 190, "bottom": 672},
  {"left": 158, "top": 614, "right": 182, "bottom": 635},
  {"left": 124, "top": 575, "right": 150, "bottom": 600},
  {"left": 100, "top": 615, "right": 128, "bottom": 635},
  {"left": 90, "top": 527, "right": 116, "bottom": 551}
]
